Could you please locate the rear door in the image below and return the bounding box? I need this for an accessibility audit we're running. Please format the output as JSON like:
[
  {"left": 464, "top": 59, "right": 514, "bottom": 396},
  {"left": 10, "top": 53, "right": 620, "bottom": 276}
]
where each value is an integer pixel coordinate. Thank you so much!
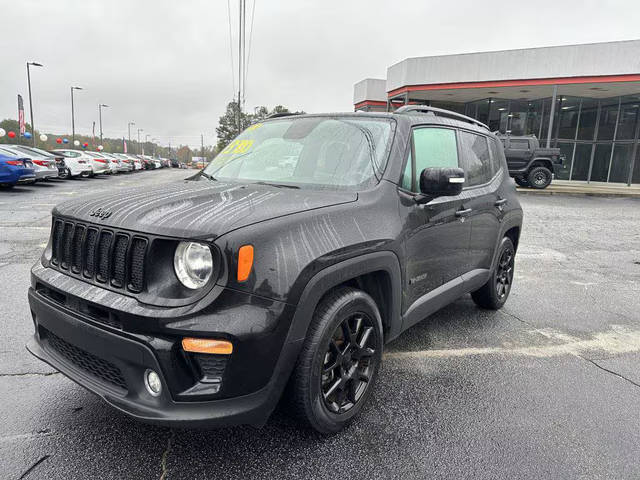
[
  {"left": 458, "top": 131, "right": 503, "bottom": 275},
  {"left": 504, "top": 138, "right": 530, "bottom": 171}
]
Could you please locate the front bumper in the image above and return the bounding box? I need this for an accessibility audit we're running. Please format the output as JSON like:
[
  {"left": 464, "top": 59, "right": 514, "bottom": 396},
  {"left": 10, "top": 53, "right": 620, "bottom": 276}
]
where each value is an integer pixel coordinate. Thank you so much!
[{"left": 26, "top": 268, "right": 301, "bottom": 428}]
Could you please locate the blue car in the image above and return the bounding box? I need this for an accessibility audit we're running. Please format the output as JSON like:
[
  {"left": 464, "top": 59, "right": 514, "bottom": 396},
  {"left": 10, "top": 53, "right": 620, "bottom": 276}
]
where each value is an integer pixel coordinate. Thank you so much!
[{"left": 0, "top": 152, "right": 36, "bottom": 188}]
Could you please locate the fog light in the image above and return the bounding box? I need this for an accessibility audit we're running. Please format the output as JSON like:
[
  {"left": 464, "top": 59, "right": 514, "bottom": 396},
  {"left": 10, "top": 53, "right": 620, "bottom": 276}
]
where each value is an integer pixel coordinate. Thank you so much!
[{"left": 144, "top": 369, "right": 162, "bottom": 397}]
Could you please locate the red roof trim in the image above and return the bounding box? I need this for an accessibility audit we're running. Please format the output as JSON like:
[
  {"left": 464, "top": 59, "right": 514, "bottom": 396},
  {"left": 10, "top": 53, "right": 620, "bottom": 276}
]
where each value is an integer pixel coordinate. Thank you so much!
[
  {"left": 354, "top": 100, "right": 387, "bottom": 109},
  {"left": 387, "top": 74, "right": 640, "bottom": 98}
]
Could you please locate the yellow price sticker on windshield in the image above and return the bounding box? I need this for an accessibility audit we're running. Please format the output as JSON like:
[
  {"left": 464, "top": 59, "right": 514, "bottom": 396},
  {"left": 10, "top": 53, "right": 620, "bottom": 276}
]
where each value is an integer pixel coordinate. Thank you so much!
[
  {"left": 246, "top": 123, "right": 263, "bottom": 131},
  {"left": 221, "top": 139, "right": 254, "bottom": 154}
]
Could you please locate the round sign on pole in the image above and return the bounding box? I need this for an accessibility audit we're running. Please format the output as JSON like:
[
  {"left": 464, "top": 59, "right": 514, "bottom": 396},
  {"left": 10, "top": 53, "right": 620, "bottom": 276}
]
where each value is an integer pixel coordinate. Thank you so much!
[{"left": 40, "top": 134, "right": 48, "bottom": 142}]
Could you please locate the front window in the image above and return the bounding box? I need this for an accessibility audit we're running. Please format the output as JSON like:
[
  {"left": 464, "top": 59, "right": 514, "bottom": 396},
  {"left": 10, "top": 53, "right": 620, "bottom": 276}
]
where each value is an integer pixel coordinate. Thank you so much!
[{"left": 202, "top": 116, "right": 395, "bottom": 190}]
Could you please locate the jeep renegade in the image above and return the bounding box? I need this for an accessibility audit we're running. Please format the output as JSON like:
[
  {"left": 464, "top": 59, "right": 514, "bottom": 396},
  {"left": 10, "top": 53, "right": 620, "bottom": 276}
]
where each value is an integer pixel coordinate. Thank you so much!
[{"left": 26, "top": 106, "right": 523, "bottom": 433}]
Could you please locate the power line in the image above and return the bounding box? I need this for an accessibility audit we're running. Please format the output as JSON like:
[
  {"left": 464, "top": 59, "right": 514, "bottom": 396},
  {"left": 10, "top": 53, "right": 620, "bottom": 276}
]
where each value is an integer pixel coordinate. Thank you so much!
[
  {"left": 244, "top": 0, "right": 256, "bottom": 101},
  {"left": 226, "top": 0, "right": 236, "bottom": 98}
]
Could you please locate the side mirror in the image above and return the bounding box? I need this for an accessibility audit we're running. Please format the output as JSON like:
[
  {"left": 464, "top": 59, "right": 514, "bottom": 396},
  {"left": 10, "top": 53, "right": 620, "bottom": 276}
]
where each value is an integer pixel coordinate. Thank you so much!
[{"left": 417, "top": 167, "right": 465, "bottom": 200}]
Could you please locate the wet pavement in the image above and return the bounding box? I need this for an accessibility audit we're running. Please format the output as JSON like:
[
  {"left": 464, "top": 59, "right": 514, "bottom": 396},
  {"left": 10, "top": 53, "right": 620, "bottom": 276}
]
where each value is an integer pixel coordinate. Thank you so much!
[{"left": 1, "top": 169, "right": 639, "bottom": 479}]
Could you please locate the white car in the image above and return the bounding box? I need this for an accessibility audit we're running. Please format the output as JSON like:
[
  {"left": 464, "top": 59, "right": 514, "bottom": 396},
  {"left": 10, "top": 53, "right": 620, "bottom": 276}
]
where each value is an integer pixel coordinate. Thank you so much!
[
  {"left": 0, "top": 145, "right": 58, "bottom": 181},
  {"left": 53, "top": 149, "right": 110, "bottom": 176},
  {"left": 109, "top": 153, "right": 134, "bottom": 172},
  {"left": 84, "top": 151, "right": 114, "bottom": 175},
  {"left": 41, "top": 148, "right": 91, "bottom": 178},
  {"left": 101, "top": 153, "right": 129, "bottom": 173}
]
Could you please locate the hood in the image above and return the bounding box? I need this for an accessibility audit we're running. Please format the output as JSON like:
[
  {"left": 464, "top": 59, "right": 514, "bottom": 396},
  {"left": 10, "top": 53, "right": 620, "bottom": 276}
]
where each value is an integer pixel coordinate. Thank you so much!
[{"left": 52, "top": 179, "right": 357, "bottom": 239}]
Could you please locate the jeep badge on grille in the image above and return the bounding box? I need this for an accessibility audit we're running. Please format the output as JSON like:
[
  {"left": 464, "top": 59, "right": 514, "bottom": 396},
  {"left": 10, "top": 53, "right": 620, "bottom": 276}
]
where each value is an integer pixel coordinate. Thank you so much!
[{"left": 89, "top": 207, "right": 112, "bottom": 219}]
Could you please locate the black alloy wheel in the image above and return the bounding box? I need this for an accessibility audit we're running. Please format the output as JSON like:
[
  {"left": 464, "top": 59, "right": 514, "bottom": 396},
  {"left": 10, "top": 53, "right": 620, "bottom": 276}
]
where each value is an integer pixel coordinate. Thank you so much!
[
  {"left": 321, "top": 312, "right": 377, "bottom": 414},
  {"left": 289, "top": 287, "right": 383, "bottom": 433},
  {"left": 495, "top": 245, "right": 514, "bottom": 300},
  {"left": 471, "top": 236, "right": 516, "bottom": 310}
]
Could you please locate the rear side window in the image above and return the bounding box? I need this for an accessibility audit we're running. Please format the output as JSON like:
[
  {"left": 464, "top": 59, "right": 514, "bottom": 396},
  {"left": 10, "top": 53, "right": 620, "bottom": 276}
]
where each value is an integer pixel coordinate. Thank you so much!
[
  {"left": 489, "top": 138, "right": 505, "bottom": 175},
  {"left": 459, "top": 131, "right": 492, "bottom": 187},
  {"left": 510, "top": 139, "right": 529, "bottom": 150},
  {"left": 401, "top": 127, "right": 459, "bottom": 191}
]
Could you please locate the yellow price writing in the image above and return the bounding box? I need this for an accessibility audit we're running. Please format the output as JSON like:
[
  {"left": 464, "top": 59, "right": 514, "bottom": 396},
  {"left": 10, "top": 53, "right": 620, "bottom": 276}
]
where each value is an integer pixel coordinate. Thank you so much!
[
  {"left": 246, "top": 123, "right": 263, "bottom": 131},
  {"left": 221, "top": 139, "right": 254, "bottom": 155}
]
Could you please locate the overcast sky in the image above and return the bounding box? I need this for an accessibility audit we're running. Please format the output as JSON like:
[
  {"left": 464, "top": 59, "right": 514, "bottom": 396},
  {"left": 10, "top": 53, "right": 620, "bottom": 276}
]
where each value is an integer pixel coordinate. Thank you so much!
[{"left": 1, "top": 0, "right": 639, "bottom": 148}]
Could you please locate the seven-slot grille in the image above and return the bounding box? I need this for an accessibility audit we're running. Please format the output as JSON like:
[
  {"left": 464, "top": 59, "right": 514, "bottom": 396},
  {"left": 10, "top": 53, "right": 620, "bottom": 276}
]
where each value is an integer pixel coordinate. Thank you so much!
[{"left": 50, "top": 217, "right": 148, "bottom": 293}]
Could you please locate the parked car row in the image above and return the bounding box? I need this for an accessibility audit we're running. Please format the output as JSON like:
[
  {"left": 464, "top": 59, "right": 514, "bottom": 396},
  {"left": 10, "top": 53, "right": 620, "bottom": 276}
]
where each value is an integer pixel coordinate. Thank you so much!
[{"left": 0, "top": 145, "right": 180, "bottom": 188}]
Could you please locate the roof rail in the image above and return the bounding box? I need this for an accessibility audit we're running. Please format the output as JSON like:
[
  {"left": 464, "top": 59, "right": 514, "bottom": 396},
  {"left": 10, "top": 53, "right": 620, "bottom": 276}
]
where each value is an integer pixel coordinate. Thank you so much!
[
  {"left": 394, "top": 105, "right": 489, "bottom": 130},
  {"left": 267, "top": 111, "right": 301, "bottom": 119}
]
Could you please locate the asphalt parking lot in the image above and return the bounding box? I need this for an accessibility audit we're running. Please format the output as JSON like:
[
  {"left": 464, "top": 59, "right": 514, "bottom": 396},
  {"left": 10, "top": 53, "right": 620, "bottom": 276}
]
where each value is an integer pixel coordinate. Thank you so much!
[{"left": 1, "top": 170, "right": 639, "bottom": 479}]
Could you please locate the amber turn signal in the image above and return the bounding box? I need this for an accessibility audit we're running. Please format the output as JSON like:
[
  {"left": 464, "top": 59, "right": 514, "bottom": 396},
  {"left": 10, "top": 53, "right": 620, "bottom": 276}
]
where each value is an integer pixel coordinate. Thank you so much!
[
  {"left": 237, "top": 245, "right": 254, "bottom": 282},
  {"left": 182, "top": 338, "right": 233, "bottom": 355}
]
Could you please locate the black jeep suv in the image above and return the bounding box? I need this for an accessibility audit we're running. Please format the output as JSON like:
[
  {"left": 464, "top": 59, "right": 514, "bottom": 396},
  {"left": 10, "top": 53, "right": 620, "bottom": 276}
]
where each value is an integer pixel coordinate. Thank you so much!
[{"left": 26, "top": 106, "right": 523, "bottom": 433}]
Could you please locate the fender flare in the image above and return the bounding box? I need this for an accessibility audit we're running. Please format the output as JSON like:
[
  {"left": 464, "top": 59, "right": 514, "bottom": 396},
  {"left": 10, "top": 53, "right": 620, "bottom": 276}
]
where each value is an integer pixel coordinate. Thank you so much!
[{"left": 286, "top": 250, "right": 402, "bottom": 344}]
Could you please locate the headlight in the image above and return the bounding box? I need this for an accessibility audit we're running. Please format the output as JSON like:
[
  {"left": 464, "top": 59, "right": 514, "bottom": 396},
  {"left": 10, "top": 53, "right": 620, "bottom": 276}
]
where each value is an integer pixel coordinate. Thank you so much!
[{"left": 173, "top": 242, "right": 213, "bottom": 289}]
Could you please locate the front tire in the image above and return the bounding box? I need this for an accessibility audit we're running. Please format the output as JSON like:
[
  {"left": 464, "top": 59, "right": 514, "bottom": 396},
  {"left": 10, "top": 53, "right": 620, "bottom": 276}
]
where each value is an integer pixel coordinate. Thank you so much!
[
  {"left": 514, "top": 176, "right": 529, "bottom": 187},
  {"left": 527, "top": 166, "right": 552, "bottom": 189},
  {"left": 471, "top": 237, "right": 515, "bottom": 310},
  {"left": 290, "top": 287, "right": 383, "bottom": 434}
]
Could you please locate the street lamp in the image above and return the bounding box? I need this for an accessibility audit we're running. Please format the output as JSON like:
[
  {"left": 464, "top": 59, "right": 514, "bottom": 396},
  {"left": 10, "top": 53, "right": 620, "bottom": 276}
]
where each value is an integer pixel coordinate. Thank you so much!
[
  {"left": 26, "top": 61, "right": 43, "bottom": 146},
  {"left": 137, "top": 128, "right": 143, "bottom": 154},
  {"left": 128, "top": 122, "right": 135, "bottom": 145},
  {"left": 98, "top": 103, "right": 109, "bottom": 144},
  {"left": 70, "top": 86, "right": 83, "bottom": 145}
]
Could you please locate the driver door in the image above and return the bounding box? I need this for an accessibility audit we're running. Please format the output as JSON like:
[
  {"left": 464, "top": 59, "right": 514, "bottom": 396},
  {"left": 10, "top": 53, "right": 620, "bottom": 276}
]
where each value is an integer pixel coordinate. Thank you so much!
[{"left": 399, "top": 127, "right": 472, "bottom": 322}]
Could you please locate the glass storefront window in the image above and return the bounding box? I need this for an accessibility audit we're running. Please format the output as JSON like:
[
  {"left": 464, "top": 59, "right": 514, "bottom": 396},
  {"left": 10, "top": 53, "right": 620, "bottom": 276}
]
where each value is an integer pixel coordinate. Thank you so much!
[
  {"left": 572, "top": 144, "right": 593, "bottom": 181},
  {"left": 632, "top": 146, "right": 640, "bottom": 184},
  {"left": 577, "top": 99, "right": 598, "bottom": 140},
  {"left": 597, "top": 100, "right": 619, "bottom": 141},
  {"left": 556, "top": 97, "right": 581, "bottom": 139},
  {"left": 609, "top": 144, "right": 634, "bottom": 184},
  {"left": 616, "top": 98, "right": 640, "bottom": 140},
  {"left": 488, "top": 98, "right": 509, "bottom": 132},
  {"left": 555, "top": 143, "right": 574, "bottom": 180},
  {"left": 590, "top": 144, "right": 613, "bottom": 182}
]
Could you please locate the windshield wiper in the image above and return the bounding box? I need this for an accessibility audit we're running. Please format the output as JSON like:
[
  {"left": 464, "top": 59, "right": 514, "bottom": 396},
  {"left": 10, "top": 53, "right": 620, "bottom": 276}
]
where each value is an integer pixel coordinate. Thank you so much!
[
  {"left": 254, "top": 181, "right": 300, "bottom": 189},
  {"left": 200, "top": 172, "right": 216, "bottom": 181}
]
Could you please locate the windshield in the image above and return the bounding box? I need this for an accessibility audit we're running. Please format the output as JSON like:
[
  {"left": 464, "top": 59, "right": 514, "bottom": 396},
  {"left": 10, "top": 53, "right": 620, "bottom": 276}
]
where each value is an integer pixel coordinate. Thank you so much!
[{"left": 202, "top": 116, "right": 394, "bottom": 190}]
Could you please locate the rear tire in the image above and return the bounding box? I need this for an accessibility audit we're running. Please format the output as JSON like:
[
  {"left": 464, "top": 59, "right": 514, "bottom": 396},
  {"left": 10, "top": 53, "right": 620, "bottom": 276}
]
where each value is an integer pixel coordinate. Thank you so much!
[
  {"left": 289, "top": 287, "right": 383, "bottom": 434},
  {"left": 471, "top": 237, "right": 515, "bottom": 310},
  {"left": 527, "top": 166, "right": 552, "bottom": 189}
]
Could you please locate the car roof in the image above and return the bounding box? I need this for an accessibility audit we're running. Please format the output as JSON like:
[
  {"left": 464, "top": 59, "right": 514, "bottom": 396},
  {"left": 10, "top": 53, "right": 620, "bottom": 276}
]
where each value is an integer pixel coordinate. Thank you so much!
[{"left": 261, "top": 111, "right": 493, "bottom": 136}]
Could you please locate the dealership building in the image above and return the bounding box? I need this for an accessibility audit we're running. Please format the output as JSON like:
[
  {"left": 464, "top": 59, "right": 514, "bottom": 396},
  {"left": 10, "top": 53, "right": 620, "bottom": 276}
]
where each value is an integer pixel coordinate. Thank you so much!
[{"left": 354, "top": 39, "right": 640, "bottom": 186}]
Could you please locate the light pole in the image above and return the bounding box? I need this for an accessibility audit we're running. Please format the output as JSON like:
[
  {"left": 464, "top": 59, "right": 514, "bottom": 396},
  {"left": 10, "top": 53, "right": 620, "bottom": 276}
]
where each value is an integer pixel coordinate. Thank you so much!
[
  {"left": 70, "top": 86, "right": 83, "bottom": 145},
  {"left": 98, "top": 103, "right": 109, "bottom": 144},
  {"left": 145, "top": 134, "right": 150, "bottom": 155},
  {"left": 128, "top": 122, "right": 135, "bottom": 146},
  {"left": 137, "top": 128, "right": 143, "bottom": 154},
  {"left": 26, "top": 61, "right": 43, "bottom": 146}
]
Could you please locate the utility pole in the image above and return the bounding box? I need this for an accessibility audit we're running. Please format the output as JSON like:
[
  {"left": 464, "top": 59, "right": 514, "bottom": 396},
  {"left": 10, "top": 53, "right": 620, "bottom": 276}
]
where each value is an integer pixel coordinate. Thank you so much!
[
  {"left": 201, "top": 133, "right": 205, "bottom": 162},
  {"left": 26, "top": 61, "right": 43, "bottom": 146},
  {"left": 137, "top": 128, "right": 143, "bottom": 154},
  {"left": 128, "top": 122, "right": 135, "bottom": 145},
  {"left": 98, "top": 103, "right": 109, "bottom": 144},
  {"left": 71, "top": 86, "right": 83, "bottom": 145}
]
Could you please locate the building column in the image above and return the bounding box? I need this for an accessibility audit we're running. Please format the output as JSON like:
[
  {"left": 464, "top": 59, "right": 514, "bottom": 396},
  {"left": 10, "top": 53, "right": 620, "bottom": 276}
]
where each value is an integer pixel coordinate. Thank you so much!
[{"left": 546, "top": 85, "right": 558, "bottom": 148}]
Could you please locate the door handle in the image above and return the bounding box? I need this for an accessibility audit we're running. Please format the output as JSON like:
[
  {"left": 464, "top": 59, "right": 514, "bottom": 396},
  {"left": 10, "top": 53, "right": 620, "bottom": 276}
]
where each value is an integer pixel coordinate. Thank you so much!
[
  {"left": 494, "top": 198, "right": 508, "bottom": 207},
  {"left": 455, "top": 208, "right": 472, "bottom": 217}
]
